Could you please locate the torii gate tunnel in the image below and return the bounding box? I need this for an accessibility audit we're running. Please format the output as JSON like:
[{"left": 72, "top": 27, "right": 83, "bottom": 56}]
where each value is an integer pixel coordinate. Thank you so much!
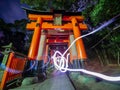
[{"left": 25, "top": 9, "right": 88, "bottom": 70}]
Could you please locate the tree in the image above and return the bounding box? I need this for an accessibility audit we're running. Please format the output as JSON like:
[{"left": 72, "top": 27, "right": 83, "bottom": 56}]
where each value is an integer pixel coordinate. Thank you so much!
[
  {"left": 21, "top": 0, "right": 77, "bottom": 11},
  {"left": 82, "top": 0, "right": 120, "bottom": 65},
  {"left": 90, "top": 0, "right": 120, "bottom": 26},
  {"left": 0, "top": 18, "right": 28, "bottom": 54}
]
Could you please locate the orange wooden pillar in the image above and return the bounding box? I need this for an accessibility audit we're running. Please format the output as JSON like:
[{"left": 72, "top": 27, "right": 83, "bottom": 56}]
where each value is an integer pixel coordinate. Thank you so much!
[
  {"left": 71, "top": 17, "right": 87, "bottom": 60},
  {"left": 71, "top": 17, "right": 87, "bottom": 68},
  {"left": 36, "top": 31, "right": 47, "bottom": 75},
  {"left": 28, "top": 17, "right": 42, "bottom": 60}
]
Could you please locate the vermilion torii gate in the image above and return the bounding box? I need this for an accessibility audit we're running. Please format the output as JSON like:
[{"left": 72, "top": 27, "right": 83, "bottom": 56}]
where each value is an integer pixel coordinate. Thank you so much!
[{"left": 25, "top": 9, "right": 87, "bottom": 72}]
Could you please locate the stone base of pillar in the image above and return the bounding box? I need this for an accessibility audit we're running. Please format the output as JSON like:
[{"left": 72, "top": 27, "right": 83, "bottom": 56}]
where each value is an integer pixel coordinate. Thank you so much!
[
  {"left": 37, "top": 60, "right": 44, "bottom": 73},
  {"left": 37, "top": 60, "right": 47, "bottom": 81},
  {"left": 23, "top": 60, "right": 38, "bottom": 77},
  {"left": 72, "top": 59, "right": 85, "bottom": 69},
  {"left": 68, "top": 62, "right": 73, "bottom": 68}
]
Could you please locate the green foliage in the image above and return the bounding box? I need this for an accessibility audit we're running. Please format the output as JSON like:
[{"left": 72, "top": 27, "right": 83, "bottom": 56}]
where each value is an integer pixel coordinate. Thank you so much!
[
  {"left": 90, "top": 0, "right": 120, "bottom": 26},
  {"left": 82, "top": 0, "right": 120, "bottom": 63},
  {"left": 21, "top": 0, "right": 76, "bottom": 11},
  {"left": 93, "top": 27, "right": 120, "bottom": 60}
]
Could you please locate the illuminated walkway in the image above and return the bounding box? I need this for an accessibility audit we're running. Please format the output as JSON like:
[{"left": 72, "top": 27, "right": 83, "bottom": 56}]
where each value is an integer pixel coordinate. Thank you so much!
[{"left": 10, "top": 71, "right": 75, "bottom": 90}]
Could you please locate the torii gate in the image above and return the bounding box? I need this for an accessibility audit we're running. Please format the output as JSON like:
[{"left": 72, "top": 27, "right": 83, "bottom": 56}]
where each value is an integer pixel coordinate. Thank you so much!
[{"left": 25, "top": 9, "right": 88, "bottom": 72}]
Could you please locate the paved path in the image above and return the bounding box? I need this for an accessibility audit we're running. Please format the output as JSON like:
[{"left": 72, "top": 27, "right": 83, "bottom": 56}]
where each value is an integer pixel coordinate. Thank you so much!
[{"left": 10, "top": 71, "right": 75, "bottom": 90}]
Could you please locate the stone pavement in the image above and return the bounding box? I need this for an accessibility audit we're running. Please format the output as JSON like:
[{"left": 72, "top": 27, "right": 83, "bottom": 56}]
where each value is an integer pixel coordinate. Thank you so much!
[{"left": 10, "top": 71, "right": 75, "bottom": 90}]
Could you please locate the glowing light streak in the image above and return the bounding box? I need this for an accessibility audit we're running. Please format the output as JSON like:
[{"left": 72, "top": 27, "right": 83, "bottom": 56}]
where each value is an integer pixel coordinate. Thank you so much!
[
  {"left": 1, "top": 64, "right": 22, "bottom": 74},
  {"left": 52, "top": 51, "right": 120, "bottom": 81},
  {"left": 52, "top": 14, "right": 120, "bottom": 81}
]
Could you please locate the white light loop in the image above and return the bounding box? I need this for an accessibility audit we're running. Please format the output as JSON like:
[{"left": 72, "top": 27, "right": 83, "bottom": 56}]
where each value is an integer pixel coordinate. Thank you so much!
[{"left": 52, "top": 51, "right": 120, "bottom": 81}]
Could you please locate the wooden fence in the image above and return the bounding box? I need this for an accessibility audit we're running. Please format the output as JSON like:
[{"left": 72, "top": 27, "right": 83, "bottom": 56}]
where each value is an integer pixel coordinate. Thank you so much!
[{"left": 0, "top": 52, "right": 26, "bottom": 90}]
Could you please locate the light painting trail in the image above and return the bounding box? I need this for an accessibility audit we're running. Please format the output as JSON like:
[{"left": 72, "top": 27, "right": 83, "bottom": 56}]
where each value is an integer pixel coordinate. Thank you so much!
[
  {"left": 52, "top": 14, "right": 120, "bottom": 81},
  {"left": 52, "top": 51, "right": 120, "bottom": 81}
]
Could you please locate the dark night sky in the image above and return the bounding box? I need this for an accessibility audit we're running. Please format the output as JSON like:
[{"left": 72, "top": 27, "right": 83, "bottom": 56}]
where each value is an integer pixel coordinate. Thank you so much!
[{"left": 0, "top": 0, "right": 29, "bottom": 23}]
